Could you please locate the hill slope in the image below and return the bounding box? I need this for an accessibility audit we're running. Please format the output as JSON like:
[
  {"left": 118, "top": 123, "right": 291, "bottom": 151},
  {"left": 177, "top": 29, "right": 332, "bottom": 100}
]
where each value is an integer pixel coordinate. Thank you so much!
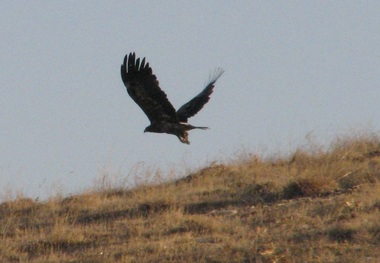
[{"left": 1, "top": 136, "right": 380, "bottom": 262}]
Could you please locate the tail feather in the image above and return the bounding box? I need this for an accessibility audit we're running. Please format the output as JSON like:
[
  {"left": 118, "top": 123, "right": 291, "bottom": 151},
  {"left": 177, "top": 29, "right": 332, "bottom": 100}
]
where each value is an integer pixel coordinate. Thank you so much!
[
  {"left": 195, "top": 126, "right": 209, "bottom": 130},
  {"left": 180, "top": 122, "right": 209, "bottom": 131}
]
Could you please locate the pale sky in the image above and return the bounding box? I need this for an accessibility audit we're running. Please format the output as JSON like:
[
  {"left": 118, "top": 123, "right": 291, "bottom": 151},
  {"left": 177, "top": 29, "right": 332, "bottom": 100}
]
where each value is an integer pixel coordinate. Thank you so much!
[{"left": 1, "top": 2, "right": 380, "bottom": 200}]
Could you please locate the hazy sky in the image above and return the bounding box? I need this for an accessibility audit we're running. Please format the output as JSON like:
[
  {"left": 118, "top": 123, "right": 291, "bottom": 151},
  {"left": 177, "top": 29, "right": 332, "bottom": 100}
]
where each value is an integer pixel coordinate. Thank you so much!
[{"left": 1, "top": 2, "right": 380, "bottom": 200}]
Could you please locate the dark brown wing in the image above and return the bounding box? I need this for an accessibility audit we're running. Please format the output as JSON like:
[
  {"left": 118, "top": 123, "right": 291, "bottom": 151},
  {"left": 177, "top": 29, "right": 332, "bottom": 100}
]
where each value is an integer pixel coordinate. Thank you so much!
[
  {"left": 176, "top": 68, "right": 224, "bottom": 122},
  {"left": 121, "top": 52, "right": 177, "bottom": 124}
]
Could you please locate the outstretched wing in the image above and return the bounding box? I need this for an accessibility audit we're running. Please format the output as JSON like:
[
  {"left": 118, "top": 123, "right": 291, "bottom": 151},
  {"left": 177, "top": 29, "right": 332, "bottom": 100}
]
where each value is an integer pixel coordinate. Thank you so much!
[
  {"left": 176, "top": 68, "right": 224, "bottom": 122},
  {"left": 121, "top": 52, "right": 177, "bottom": 124}
]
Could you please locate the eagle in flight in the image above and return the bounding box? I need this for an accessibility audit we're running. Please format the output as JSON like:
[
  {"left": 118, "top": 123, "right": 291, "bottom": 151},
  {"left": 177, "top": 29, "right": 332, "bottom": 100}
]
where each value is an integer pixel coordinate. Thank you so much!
[{"left": 120, "top": 52, "right": 224, "bottom": 144}]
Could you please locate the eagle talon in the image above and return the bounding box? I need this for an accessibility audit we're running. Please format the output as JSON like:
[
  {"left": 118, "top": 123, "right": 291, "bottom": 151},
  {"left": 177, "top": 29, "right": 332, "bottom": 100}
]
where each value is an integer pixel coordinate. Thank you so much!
[{"left": 179, "top": 135, "right": 190, "bottom": 144}]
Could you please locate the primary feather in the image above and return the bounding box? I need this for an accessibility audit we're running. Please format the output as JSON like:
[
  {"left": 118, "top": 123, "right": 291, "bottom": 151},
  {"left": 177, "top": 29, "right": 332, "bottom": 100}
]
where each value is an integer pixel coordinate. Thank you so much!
[
  {"left": 120, "top": 53, "right": 177, "bottom": 123},
  {"left": 176, "top": 67, "right": 224, "bottom": 122}
]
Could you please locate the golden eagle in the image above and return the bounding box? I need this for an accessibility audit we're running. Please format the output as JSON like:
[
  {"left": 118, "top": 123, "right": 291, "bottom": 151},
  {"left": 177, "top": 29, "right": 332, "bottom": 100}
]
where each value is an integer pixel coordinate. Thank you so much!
[{"left": 121, "top": 52, "right": 224, "bottom": 144}]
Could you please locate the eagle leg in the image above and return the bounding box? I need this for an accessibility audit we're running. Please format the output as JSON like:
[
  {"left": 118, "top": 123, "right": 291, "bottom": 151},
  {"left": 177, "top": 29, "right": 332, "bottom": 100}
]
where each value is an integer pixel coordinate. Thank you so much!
[{"left": 177, "top": 131, "right": 190, "bottom": 144}]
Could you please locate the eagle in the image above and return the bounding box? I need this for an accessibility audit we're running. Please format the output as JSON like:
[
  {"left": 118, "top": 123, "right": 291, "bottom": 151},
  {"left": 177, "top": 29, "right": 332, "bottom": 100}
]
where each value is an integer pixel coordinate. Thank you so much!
[{"left": 120, "top": 52, "right": 224, "bottom": 144}]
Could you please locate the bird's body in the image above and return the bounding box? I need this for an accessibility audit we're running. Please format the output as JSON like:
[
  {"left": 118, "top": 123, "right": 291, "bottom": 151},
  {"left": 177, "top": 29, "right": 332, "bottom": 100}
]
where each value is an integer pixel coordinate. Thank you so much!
[{"left": 120, "top": 52, "right": 224, "bottom": 144}]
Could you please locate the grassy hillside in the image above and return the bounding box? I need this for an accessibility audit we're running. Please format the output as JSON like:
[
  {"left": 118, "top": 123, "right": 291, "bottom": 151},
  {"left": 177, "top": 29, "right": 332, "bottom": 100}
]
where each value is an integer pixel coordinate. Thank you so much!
[{"left": 1, "top": 135, "right": 380, "bottom": 262}]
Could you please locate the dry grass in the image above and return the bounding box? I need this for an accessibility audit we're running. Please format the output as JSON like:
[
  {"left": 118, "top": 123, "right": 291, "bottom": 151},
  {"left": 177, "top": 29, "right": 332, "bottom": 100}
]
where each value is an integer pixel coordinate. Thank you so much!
[{"left": 1, "top": 135, "right": 380, "bottom": 262}]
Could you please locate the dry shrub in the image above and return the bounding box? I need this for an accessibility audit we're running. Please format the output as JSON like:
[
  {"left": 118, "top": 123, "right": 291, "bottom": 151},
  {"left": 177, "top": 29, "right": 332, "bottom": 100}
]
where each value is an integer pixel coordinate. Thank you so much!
[
  {"left": 283, "top": 177, "right": 337, "bottom": 199},
  {"left": 1, "top": 134, "right": 380, "bottom": 262}
]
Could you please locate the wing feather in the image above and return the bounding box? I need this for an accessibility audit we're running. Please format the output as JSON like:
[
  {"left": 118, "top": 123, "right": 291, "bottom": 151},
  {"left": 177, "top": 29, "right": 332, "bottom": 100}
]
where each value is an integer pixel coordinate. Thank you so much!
[
  {"left": 121, "top": 52, "right": 177, "bottom": 124},
  {"left": 176, "top": 68, "right": 224, "bottom": 122}
]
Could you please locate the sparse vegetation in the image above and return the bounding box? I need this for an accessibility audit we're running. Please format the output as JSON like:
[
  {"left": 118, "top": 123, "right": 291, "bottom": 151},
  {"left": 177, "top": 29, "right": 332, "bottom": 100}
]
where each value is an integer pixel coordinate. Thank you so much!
[{"left": 1, "top": 135, "right": 380, "bottom": 262}]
